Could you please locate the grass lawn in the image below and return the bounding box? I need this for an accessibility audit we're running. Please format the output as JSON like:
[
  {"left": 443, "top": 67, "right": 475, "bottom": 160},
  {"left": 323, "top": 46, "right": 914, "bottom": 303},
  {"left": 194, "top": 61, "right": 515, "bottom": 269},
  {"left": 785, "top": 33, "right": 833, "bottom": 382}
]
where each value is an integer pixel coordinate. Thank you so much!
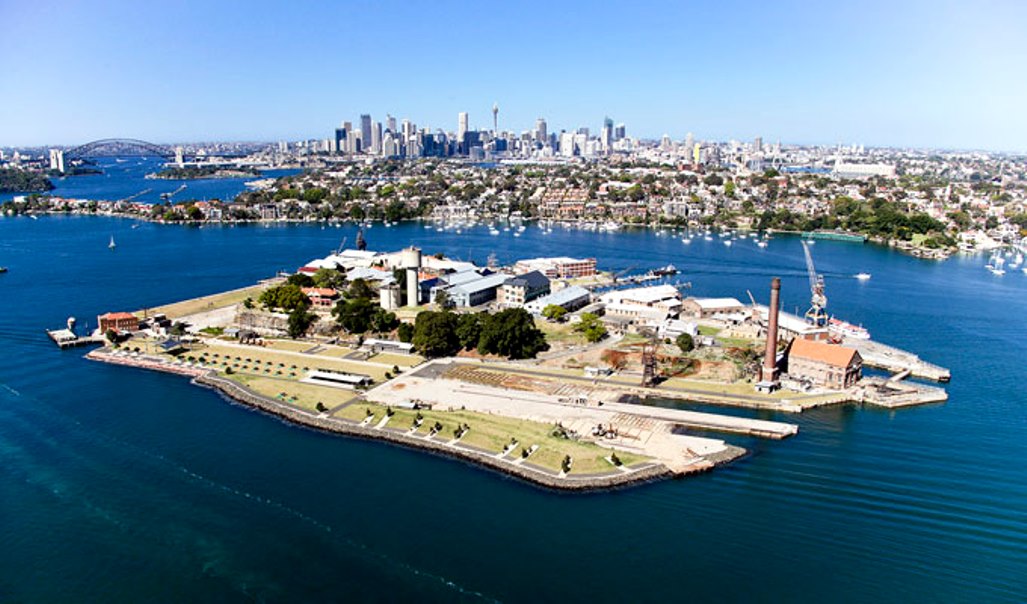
[
  {"left": 335, "top": 403, "right": 649, "bottom": 474},
  {"left": 226, "top": 373, "right": 355, "bottom": 411},
  {"left": 698, "top": 325, "right": 722, "bottom": 336},
  {"left": 139, "top": 284, "right": 267, "bottom": 319},
  {"left": 371, "top": 352, "right": 424, "bottom": 368},
  {"left": 198, "top": 341, "right": 390, "bottom": 381},
  {"left": 536, "top": 320, "right": 587, "bottom": 346}
]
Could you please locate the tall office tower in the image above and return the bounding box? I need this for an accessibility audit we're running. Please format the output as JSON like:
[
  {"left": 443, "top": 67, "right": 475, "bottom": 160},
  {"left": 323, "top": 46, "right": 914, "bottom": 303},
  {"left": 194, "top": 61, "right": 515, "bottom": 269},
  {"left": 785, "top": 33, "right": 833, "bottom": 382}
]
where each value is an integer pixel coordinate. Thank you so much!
[
  {"left": 386, "top": 114, "right": 397, "bottom": 133},
  {"left": 492, "top": 103, "right": 499, "bottom": 134},
  {"left": 402, "top": 119, "right": 414, "bottom": 140},
  {"left": 601, "top": 121, "right": 612, "bottom": 152},
  {"left": 174, "top": 146, "right": 184, "bottom": 167},
  {"left": 577, "top": 127, "right": 590, "bottom": 137},
  {"left": 278, "top": 141, "right": 288, "bottom": 153},
  {"left": 754, "top": 136, "right": 763, "bottom": 152},
  {"left": 693, "top": 143, "right": 702, "bottom": 164},
  {"left": 334, "top": 124, "right": 347, "bottom": 154},
  {"left": 661, "top": 134, "right": 672, "bottom": 150},
  {"left": 614, "top": 123, "right": 626, "bottom": 140},
  {"left": 685, "top": 132, "right": 694, "bottom": 155},
  {"left": 535, "top": 117, "right": 547, "bottom": 143},
  {"left": 360, "top": 114, "right": 372, "bottom": 153},
  {"left": 458, "top": 112, "right": 469, "bottom": 142},
  {"left": 382, "top": 131, "right": 396, "bottom": 157},
  {"left": 372, "top": 122, "right": 383, "bottom": 154}
]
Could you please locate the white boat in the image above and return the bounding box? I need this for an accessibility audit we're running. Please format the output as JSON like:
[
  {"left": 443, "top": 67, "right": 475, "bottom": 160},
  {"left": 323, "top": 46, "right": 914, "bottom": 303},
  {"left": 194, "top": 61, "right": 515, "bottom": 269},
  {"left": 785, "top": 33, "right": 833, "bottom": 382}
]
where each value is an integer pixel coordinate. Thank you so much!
[
  {"left": 723, "top": 240, "right": 732, "bottom": 247},
  {"left": 681, "top": 237, "right": 692, "bottom": 244},
  {"left": 988, "top": 266, "right": 1006, "bottom": 275},
  {"left": 855, "top": 273, "right": 871, "bottom": 280},
  {"left": 829, "top": 318, "right": 871, "bottom": 340},
  {"left": 757, "top": 240, "right": 768, "bottom": 248},
  {"left": 108, "top": 235, "right": 116, "bottom": 250}
]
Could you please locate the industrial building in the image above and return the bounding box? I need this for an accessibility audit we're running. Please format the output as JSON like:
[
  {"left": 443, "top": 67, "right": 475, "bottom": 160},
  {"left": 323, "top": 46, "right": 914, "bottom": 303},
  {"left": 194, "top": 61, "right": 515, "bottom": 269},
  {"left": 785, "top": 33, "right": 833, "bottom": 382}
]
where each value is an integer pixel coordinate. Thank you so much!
[
  {"left": 497, "top": 271, "right": 550, "bottom": 308},
  {"left": 601, "top": 285, "right": 683, "bottom": 323},
  {"left": 514, "top": 257, "right": 596, "bottom": 279},
  {"left": 681, "top": 297, "right": 746, "bottom": 319},
  {"left": 786, "top": 338, "right": 863, "bottom": 389},
  {"left": 524, "top": 285, "right": 592, "bottom": 315}
]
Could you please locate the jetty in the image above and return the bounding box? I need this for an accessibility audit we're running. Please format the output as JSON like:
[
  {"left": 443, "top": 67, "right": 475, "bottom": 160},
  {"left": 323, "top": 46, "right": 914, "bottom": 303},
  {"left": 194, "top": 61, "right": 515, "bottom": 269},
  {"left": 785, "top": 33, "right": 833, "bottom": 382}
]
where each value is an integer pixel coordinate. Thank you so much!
[
  {"left": 843, "top": 337, "right": 951, "bottom": 382},
  {"left": 46, "top": 328, "right": 104, "bottom": 349}
]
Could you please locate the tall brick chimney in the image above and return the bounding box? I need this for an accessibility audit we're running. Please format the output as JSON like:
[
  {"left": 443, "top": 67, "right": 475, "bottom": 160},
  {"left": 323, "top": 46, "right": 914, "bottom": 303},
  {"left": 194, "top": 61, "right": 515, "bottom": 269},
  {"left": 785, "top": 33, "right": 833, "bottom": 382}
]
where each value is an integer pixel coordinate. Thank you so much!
[{"left": 761, "top": 277, "right": 781, "bottom": 383}]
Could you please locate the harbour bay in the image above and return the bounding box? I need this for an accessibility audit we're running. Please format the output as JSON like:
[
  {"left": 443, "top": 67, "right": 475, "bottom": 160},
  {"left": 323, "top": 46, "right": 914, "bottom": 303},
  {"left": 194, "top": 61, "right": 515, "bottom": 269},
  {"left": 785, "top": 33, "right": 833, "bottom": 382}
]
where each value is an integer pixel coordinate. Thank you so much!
[{"left": 1, "top": 215, "right": 1025, "bottom": 602}]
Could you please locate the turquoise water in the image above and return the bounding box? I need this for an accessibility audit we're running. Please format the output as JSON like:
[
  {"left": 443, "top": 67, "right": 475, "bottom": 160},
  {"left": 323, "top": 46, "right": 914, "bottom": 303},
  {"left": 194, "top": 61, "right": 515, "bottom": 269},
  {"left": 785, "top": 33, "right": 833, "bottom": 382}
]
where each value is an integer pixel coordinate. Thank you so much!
[{"left": 1, "top": 216, "right": 1025, "bottom": 602}]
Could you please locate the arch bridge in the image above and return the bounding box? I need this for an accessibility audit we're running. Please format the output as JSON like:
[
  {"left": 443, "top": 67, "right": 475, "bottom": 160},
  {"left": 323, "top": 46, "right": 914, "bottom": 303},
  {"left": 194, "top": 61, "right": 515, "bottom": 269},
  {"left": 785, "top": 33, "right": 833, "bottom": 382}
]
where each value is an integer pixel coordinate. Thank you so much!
[{"left": 65, "top": 138, "right": 174, "bottom": 159}]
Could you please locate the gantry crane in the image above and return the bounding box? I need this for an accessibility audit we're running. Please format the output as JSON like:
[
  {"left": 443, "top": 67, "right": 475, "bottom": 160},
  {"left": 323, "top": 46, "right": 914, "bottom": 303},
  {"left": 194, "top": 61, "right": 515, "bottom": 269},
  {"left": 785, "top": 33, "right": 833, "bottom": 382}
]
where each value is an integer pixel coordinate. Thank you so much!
[
  {"left": 160, "top": 184, "right": 187, "bottom": 202},
  {"left": 802, "top": 241, "right": 828, "bottom": 326}
]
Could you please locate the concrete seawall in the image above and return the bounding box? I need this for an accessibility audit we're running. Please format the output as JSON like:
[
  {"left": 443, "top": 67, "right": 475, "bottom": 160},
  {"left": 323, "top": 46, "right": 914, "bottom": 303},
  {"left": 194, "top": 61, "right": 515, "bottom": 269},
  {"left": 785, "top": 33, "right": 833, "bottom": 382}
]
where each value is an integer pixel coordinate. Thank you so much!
[{"left": 85, "top": 350, "right": 683, "bottom": 491}]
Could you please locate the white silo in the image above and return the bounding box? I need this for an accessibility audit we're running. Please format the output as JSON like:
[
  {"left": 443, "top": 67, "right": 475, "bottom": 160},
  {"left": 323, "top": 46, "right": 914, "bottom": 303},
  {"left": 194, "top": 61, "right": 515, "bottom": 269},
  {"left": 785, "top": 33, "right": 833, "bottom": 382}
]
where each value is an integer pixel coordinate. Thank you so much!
[{"left": 401, "top": 247, "right": 422, "bottom": 306}]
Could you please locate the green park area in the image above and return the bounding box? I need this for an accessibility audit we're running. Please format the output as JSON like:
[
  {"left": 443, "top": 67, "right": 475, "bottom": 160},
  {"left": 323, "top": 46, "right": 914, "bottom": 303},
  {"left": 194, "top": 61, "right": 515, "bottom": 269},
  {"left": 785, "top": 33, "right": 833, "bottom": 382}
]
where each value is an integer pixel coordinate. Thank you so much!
[{"left": 332, "top": 403, "right": 649, "bottom": 475}]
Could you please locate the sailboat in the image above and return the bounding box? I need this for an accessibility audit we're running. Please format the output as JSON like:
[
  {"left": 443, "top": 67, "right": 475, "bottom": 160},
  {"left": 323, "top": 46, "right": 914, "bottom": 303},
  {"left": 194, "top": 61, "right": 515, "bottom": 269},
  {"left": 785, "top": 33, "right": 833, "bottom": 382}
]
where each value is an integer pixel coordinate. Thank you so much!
[{"left": 108, "top": 235, "right": 116, "bottom": 250}]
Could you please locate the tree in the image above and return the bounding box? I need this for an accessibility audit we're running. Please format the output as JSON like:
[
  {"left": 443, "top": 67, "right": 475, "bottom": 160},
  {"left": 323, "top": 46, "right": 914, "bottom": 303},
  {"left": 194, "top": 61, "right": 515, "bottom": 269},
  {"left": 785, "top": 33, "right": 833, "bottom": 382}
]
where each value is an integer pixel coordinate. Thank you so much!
[
  {"left": 397, "top": 322, "right": 414, "bottom": 343},
  {"left": 287, "top": 303, "right": 317, "bottom": 339},
  {"left": 259, "top": 284, "right": 310, "bottom": 311},
  {"left": 478, "top": 308, "right": 549, "bottom": 359},
  {"left": 434, "top": 289, "right": 454, "bottom": 309},
  {"left": 541, "top": 304, "right": 567, "bottom": 322},
  {"left": 333, "top": 297, "right": 376, "bottom": 334},
  {"left": 346, "top": 278, "right": 374, "bottom": 301},
  {"left": 312, "top": 268, "right": 345, "bottom": 289},
  {"left": 411, "top": 310, "right": 460, "bottom": 358},
  {"left": 574, "top": 313, "right": 607, "bottom": 343},
  {"left": 455, "top": 313, "right": 484, "bottom": 350},
  {"left": 286, "top": 273, "right": 315, "bottom": 288},
  {"left": 676, "top": 333, "right": 695, "bottom": 353},
  {"left": 105, "top": 328, "right": 118, "bottom": 344},
  {"left": 369, "top": 308, "right": 399, "bottom": 333}
]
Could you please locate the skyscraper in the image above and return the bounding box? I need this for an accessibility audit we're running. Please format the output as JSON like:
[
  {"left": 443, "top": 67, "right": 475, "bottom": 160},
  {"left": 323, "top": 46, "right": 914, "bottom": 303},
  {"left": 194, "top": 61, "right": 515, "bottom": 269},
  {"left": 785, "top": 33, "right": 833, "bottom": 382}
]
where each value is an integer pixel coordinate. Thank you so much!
[
  {"left": 754, "top": 136, "right": 763, "bottom": 152},
  {"left": 614, "top": 123, "right": 626, "bottom": 140},
  {"left": 386, "top": 114, "right": 397, "bottom": 133},
  {"left": 492, "top": 103, "right": 499, "bottom": 134},
  {"left": 360, "top": 114, "right": 372, "bottom": 154},
  {"left": 372, "top": 121, "right": 383, "bottom": 154},
  {"left": 535, "top": 117, "right": 547, "bottom": 143},
  {"left": 458, "top": 112, "right": 469, "bottom": 142}
]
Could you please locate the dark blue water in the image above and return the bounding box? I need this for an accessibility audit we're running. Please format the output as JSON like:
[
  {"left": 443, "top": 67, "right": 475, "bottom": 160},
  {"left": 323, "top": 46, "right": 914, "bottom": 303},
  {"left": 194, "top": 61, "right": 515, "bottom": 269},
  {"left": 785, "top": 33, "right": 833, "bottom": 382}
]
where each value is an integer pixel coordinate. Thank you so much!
[
  {"left": 0, "top": 157, "right": 298, "bottom": 204},
  {"left": 1, "top": 216, "right": 1025, "bottom": 602}
]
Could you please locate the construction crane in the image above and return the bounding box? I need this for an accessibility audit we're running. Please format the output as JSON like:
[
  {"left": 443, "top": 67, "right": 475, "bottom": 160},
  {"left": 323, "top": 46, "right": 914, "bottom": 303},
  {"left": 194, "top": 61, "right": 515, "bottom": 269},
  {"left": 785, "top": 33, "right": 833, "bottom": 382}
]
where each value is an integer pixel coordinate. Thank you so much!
[
  {"left": 333, "top": 237, "right": 348, "bottom": 255},
  {"left": 801, "top": 241, "right": 828, "bottom": 326},
  {"left": 746, "top": 289, "right": 763, "bottom": 325},
  {"left": 160, "top": 184, "right": 187, "bottom": 202},
  {"left": 611, "top": 265, "right": 637, "bottom": 284}
]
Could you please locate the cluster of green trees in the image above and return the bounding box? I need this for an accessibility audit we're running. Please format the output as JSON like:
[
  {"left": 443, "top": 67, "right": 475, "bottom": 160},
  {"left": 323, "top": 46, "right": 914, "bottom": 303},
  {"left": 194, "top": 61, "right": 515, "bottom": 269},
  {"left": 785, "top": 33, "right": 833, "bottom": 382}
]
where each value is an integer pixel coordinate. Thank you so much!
[
  {"left": 0, "top": 169, "right": 54, "bottom": 193},
  {"left": 331, "top": 278, "right": 399, "bottom": 335},
  {"left": 755, "top": 197, "right": 949, "bottom": 242},
  {"left": 574, "top": 313, "right": 607, "bottom": 343},
  {"left": 258, "top": 283, "right": 310, "bottom": 311},
  {"left": 152, "top": 166, "right": 260, "bottom": 180},
  {"left": 411, "top": 308, "right": 549, "bottom": 359}
]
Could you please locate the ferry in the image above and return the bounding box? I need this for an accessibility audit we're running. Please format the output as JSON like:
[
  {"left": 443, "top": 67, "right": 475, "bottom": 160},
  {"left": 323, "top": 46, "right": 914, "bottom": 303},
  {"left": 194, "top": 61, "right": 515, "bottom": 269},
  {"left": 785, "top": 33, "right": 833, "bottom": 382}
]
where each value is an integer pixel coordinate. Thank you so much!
[
  {"left": 651, "top": 264, "right": 678, "bottom": 277},
  {"left": 855, "top": 272, "right": 871, "bottom": 280},
  {"left": 829, "top": 317, "right": 871, "bottom": 340}
]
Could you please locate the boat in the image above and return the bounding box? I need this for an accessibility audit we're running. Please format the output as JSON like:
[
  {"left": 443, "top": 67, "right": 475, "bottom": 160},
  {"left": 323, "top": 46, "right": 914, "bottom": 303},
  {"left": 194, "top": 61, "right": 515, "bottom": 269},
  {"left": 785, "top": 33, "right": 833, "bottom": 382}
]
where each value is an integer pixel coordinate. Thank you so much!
[
  {"left": 829, "top": 318, "right": 871, "bottom": 340},
  {"left": 855, "top": 273, "right": 871, "bottom": 280},
  {"left": 108, "top": 236, "right": 116, "bottom": 250},
  {"left": 0, "top": 267, "right": 7, "bottom": 274},
  {"left": 652, "top": 264, "right": 678, "bottom": 277},
  {"left": 757, "top": 240, "right": 768, "bottom": 248},
  {"left": 723, "top": 240, "right": 732, "bottom": 247}
]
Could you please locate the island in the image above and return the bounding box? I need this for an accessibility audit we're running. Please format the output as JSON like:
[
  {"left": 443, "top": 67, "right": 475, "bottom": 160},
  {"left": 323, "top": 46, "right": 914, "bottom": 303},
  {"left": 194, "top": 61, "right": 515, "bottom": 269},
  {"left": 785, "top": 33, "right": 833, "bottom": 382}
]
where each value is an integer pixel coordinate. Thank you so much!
[
  {"left": 147, "top": 166, "right": 262, "bottom": 180},
  {"left": 67, "top": 244, "right": 950, "bottom": 491}
]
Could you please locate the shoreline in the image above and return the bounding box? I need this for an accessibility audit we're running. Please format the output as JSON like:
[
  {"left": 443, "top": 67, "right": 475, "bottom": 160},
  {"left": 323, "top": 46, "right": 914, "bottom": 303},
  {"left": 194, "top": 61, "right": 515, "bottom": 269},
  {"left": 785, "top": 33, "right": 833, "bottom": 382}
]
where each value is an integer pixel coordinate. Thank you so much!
[{"left": 86, "top": 349, "right": 696, "bottom": 492}]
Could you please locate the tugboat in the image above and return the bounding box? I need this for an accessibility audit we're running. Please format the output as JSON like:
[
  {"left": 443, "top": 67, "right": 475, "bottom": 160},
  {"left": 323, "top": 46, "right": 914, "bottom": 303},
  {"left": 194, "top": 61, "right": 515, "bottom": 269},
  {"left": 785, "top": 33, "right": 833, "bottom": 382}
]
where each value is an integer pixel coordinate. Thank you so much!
[{"left": 0, "top": 266, "right": 8, "bottom": 274}]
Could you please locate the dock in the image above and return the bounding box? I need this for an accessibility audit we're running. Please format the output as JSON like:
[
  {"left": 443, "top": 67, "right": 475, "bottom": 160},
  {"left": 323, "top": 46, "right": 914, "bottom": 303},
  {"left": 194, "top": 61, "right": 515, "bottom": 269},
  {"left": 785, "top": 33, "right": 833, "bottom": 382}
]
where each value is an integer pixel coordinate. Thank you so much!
[
  {"left": 46, "top": 329, "right": 104, "bottom": 349},
  {"left": 843, "top": 337, "right": 951, "bottom": 382}
]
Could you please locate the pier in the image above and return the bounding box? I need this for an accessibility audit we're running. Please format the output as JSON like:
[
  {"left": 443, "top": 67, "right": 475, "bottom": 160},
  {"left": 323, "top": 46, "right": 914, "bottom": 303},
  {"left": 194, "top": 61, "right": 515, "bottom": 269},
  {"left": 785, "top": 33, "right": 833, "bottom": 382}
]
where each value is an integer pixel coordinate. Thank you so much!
[
  {"left": 46, "top": 329, "right": 104, "bottom": 349},
  {"left": 843, "top": 337, "right": 951, "bottom": 382}
]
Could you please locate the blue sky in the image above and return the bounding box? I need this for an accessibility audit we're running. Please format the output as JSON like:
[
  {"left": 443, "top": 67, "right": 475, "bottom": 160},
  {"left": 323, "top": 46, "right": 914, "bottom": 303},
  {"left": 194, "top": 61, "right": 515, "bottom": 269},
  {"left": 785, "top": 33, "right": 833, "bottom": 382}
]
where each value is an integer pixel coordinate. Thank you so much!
[{"left": 2, "top": 0, "right": 1026, "bottom": 150}]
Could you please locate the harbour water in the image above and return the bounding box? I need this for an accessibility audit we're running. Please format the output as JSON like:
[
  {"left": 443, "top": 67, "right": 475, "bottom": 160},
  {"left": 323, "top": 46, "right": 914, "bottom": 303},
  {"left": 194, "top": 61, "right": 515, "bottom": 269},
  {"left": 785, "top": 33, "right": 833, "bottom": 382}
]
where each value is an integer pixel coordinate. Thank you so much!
[
  {"left": 0, "top": 157, "right": 297, "bottom": 204},
  {"left": 1, "top": 216, "right": 1025, "bottom": 602}
]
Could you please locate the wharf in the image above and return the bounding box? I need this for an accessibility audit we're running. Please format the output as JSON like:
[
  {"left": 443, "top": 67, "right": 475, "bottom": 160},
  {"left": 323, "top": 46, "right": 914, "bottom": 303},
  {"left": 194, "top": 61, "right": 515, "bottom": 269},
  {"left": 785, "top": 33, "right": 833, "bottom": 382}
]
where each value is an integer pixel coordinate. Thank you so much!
[
  {"left": 844, "top": 337, "right": 951, "bottom": 382},
  {"left": 600, "top": 400, "right": 798, "bottom": 439},
  {"left": 47, "top": 329, "right": 104, "bottom": 349},
  {"left": 860, "top": 377, "right": 949, "bottom": 408}
]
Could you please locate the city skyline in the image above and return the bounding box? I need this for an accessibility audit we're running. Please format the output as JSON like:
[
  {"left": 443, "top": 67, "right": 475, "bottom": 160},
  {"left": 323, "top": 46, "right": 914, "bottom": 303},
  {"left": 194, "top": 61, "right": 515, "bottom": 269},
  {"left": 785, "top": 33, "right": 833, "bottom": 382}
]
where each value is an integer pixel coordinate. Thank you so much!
[{"left": 2, "top": 1, "right": 1027, "bottom": 151}]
